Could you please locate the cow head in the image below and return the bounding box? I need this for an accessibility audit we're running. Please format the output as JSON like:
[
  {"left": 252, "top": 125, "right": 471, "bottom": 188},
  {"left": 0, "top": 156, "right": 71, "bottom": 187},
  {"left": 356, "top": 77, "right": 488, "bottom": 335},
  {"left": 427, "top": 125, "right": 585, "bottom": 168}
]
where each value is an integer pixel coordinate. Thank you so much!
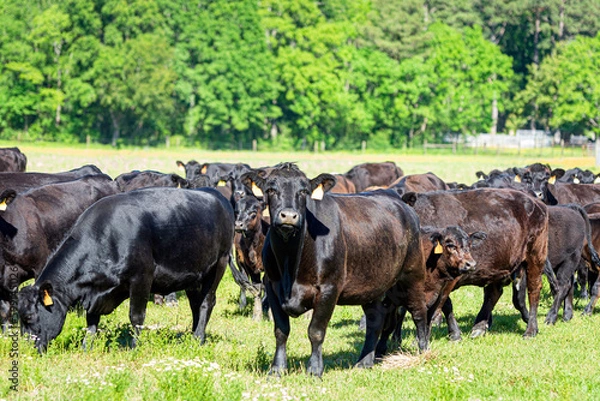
[
  {"left": 176, "top": 160, "right": 204, "bottom": 181},
  {"left": 424, "top": 226, "right": 487, "bottom": 276},
  {"left": 219, "top": 164, "right": 257, "bottom": 204},
  {"left": 170, "top": 174, "right": 189, "bottom": 189},
  {"left": 241, "top": 163, "right": 335, "bottom": 240},
  {"left": 18, "top": 281, "right": 66, "bottom": 353},
  {"left": 234, "top": 195, "right": 265, "bottom": 234},
  {"left": 514, "top": 163, "right": 552, "bottom": 198}
]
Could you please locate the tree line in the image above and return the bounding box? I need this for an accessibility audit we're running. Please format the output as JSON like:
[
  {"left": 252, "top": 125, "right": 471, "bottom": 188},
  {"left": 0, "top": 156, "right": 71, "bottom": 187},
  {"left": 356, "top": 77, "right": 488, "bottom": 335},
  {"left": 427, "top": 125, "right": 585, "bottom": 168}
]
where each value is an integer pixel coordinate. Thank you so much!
[{"left": 0, "top": 0, "right": 599, "bottom": 150}]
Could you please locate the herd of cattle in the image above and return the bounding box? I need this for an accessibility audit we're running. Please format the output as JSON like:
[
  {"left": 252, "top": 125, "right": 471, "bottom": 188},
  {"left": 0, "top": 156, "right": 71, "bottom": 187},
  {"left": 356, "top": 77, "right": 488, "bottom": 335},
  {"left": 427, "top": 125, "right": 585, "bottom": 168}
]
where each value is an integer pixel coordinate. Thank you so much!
[{"left": 3, "top": 146, "right": 600, "bottom": 376}]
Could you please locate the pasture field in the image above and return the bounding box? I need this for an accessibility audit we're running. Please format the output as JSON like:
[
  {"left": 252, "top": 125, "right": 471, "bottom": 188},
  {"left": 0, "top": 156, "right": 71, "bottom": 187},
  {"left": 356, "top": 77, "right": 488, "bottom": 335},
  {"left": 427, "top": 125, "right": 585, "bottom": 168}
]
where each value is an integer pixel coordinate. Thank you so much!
[{"left": 2, "top": 142, "right": 600, "bottom": 401}]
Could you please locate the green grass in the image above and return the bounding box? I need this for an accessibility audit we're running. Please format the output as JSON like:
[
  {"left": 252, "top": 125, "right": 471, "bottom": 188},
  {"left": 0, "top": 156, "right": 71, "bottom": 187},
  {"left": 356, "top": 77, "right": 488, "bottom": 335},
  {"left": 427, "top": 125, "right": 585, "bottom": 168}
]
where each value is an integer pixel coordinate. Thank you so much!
[{"left": 1, "top": 142, "right": 600, "bottom": 400}]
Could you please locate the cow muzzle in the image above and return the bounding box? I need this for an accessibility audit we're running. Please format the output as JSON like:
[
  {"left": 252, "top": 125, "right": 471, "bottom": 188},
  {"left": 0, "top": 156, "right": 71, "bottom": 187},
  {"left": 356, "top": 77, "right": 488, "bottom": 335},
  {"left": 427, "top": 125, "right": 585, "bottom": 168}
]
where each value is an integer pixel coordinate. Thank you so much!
[
  {"left": 459, "top": 258, "right": 477, "bottom": 274},
  {"left": 274, "top": 208, "right": 300, "bottom": 238}
]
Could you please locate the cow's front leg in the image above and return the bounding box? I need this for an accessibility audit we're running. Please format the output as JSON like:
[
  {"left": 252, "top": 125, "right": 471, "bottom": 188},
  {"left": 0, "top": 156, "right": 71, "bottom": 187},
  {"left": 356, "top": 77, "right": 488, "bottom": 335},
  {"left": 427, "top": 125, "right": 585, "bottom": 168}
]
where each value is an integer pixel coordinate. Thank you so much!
[
  {"left": 83, "top": 313, "right": 100, "bottom": 351},
  {"left": 306, "top": 290, "right": 337, "bottom": 377},
  {"left": 471, "top": 283, "right": 504, "bottom": 338},
  {"left": 266, "top": 282, "right": 290, "bottom": 376}
]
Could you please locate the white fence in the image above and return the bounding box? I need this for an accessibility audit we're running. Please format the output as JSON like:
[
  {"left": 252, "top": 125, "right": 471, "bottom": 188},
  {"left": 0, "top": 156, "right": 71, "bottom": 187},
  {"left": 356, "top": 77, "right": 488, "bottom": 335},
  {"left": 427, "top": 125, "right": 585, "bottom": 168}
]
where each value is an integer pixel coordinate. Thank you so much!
[{"left": 464, "top": 130, "right": 553, "bottom": 149}]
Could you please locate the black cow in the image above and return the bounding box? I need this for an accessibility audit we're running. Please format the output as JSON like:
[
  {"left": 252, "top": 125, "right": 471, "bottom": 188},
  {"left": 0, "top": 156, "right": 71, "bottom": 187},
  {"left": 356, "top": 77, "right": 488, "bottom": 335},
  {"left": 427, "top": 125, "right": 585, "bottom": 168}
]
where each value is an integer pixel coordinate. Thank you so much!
[
  {"left": 513, "top": 163, "right": 553, "bottom": 198},
  {"left": 217, "top": 163, "right": 255, "bottom": 205},
  {"left": 343, "top": 161, "right": 404, "bottom": 193},
  {"left": 18, "top": 187, "right": 234, "bottom": 352},
  {"left": 0, "top": 166, "right": 105, "bottom": 194},
  {"left": 513, "top": 205, "right": 600, "bottom": 325},
  {"left": 241, "top": 163, "right": 428, "bottom": 377},
  {"left": 402, "top": 188, "right": 548, "bottom": 339},
  {"left": 176, "top": 160, "right": 203, "bottom": 180},
  {"left": 233, "top": 195, "right": 270, "bottom": 320},
  {"left": 115, "top": 170, "right": 189, "bottom": 192},
  {"left": 0, "top": 175, "right": 119, "bottom": 329},
  {"left": 0, "top": 147, "right": 27, "bottom": 172}
]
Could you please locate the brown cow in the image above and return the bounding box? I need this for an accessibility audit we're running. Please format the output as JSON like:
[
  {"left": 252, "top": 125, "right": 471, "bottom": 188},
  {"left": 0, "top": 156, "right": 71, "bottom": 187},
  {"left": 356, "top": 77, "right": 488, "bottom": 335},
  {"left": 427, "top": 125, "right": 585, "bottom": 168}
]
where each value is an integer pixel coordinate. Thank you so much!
[
  {"left": 330, "top": 174, "right": 356, "bottom": 193},
  {"left": 343, "top": 161, "right": 403, "bottom": 192},
  {"left": 389, "top": 172, "right": 449, "bottom": 196},
  {"left": 233, "top": 195, "right": 270, "bottom": 320},
  {"left": 402, "top": 188, "right": 548, "bottom": 339},
  {"left": 542, "top": 182, "right": 600, "bottom": 206}
]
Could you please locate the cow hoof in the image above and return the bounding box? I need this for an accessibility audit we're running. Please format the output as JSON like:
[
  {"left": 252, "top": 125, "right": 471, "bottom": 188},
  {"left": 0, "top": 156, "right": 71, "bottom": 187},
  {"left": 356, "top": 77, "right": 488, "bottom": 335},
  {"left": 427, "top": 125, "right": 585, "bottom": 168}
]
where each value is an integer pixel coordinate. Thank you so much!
[
  {"left": 522, "top": 330, "right": 538, "bottom": 338},
  {"left": 544, "top": 317, "right": 556, "bottom": 325},
  {"left": 307, "top": 365, "right": 324, "bottom": 377},
  {"left": 448, "top": 333, "right": 462, "bottom": 342},
  {"left": 469, "top": 328, "right": 487, "bottom": 338},
  {"left": 582, "top": 309, "right": 593, "bottom": 317},
  {"left": 268, "top": 366, "right": 286, "bottom": 378}
]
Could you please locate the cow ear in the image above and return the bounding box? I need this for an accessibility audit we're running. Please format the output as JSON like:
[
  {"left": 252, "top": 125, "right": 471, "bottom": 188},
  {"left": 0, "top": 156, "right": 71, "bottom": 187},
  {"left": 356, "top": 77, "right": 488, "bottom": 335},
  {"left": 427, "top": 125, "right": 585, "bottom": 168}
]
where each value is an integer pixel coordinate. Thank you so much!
[
  {"left": 514, "top": 174, "right": 522, "bottom": 183},
  {"left": 428, "top": 232, "right": 443, "bottom": 252},
  {"left": 0, "top": 189, "right": 17, "bottom": 211},
  {"left": 176, "top": 160, "right": 185, "bottom": 172},
  {"left": 241, "top": 172, "right": 265, "bottom": 198},
  {"left": 548, "top": 175, "right": 557, "bottom": 185},
  {"left": 475, "top": 171, "right": 488, "bottom": 180},
  {"left": 310, "top": 174, "right": 336, "bottom": 200},
  {"left": 402, "top": 192, "right": 418, "bottom": 207},
  {"left": 595, "top": 174, "right": 600, "bottom": 184},
  {"left": 200, "top": 163, "right": 209, "bottom": 174},
  {"left": 469, "top": 231, "right": 487, "bottom": 247},
  {"left": 551, "top": 168, "right": 565, "bottom": 180},
  {"left": 39, "top": 282, "right": 54, "bottom": 307}
]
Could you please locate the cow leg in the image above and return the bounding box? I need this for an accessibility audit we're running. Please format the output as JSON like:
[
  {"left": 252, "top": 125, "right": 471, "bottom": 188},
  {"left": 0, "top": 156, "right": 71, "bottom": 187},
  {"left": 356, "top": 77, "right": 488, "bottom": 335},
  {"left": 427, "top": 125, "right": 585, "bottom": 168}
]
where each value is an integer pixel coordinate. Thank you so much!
[
  {"left": 129, "top": 280, "right": 153, "bottom": 348},
  {"left": 442, "top": 298, "right": 463, "bottom": 341},
  {"left": 239, "top": 288, "right": 247, "bottom": 311},
  {"left": 265, "top": 280, "right": 290, "bottom": 376},
  {"left": 189, "top": 254, "right": 228, "bottom": 344},
  {"left": 391, "top": 306, "right": 408, "bottom": 344},
  {"left": 252, "top": 283, "right": 264, "bottom": 321},
  {"left": 563, "top": 276, "right": 575, "bottom": 322},
  {"left": 306, "top": 293, "right": 338, "bottom": 377},
  {"left": 0, "top": 299, "right": 9, "bottom": 333},
  {"left": 83, "top": 313, "right": 101, "bottom": 351},
  {"left": 356, "top": 300, "right": 387, "bottom": 369},
  {"left": 165, "top": 292, "right": 178, "bottom": 306},
  {"left": 523, "top": 236, "right": 547, "bottom": 338},
  {"left": 546, "top": 257, "right": 577, "bottom": 325},
  {"left": 583, "top": 271, "right": 600, "bottom": 315},
  {"left": 405, "top": 290, "right": 429, "bottom": 352},
  {"left": 375, "top": 305, "right": 400, "bottom": 358},
  {"left": 575, "top": 261, "right": 589, "bottom": 300},
  {"left": 512, "top": 278, "right": 529, "bottom": 323},
  {"left": 471, "top": 284, "right": 503, "bottom": 338}
]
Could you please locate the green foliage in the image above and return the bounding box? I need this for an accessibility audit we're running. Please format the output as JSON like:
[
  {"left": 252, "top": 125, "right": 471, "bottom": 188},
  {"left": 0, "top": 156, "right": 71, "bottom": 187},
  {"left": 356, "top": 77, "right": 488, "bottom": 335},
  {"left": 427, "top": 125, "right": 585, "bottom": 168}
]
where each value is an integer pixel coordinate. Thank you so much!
[{"left": 0, "top": 0, "right": 599, "bottom": 148}]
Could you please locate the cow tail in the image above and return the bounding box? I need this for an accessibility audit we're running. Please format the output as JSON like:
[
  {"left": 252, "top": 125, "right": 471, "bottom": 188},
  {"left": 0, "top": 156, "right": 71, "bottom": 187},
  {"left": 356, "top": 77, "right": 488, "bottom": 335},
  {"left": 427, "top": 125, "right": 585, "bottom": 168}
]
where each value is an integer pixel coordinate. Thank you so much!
[
  {"left": 543, "top": 259, "right": 559, "bottom": 294},
  {"left": 567, "top": 204, "right": 600, "bottom": 272},
  {"left": 228, "top": 250, "right": 257, "bottom": 293}
]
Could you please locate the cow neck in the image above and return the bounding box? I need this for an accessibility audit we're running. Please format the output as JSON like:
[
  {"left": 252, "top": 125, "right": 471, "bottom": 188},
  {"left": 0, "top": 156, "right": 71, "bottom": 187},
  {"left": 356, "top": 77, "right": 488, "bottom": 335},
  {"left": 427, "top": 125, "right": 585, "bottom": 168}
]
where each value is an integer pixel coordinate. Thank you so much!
[{"left": 269, "top": 213, "right": 307, "bottom": 304}]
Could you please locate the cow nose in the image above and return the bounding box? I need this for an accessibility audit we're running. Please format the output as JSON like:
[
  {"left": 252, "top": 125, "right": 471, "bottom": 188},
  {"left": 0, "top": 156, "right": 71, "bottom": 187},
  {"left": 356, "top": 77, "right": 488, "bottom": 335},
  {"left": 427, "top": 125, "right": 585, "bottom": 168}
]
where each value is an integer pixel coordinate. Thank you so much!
[
  {"left": 235, "top": 221, "right": 244, "bottom": 230},
  {"left": 463, "top": 259, "right": 477, "bottom": 271},
  {"left": 535, "top": 191, "right": 543, "bottom": 199},
  {"left": 279, "top": 209, "right": 299, "bottom": 225},
  {"left": 234, "top": 191, "right": 245, "bottom": 201}
]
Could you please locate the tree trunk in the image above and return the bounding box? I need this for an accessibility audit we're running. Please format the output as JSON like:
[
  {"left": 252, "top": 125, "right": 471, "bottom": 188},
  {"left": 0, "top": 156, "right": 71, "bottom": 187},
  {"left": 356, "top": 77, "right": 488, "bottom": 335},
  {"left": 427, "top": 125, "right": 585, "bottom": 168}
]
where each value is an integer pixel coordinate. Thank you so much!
[
  {"left": 559, "top": 0, "right": 565, "bottom": 40},
  {"left": 110, "top": 111, "right": 120, "bottom": 147},
  {"left": 491, "top": 95, "right": 498, "bottom": 135},
  {"left": 533, "top": 8, "right": 541, "bottom": 67}
]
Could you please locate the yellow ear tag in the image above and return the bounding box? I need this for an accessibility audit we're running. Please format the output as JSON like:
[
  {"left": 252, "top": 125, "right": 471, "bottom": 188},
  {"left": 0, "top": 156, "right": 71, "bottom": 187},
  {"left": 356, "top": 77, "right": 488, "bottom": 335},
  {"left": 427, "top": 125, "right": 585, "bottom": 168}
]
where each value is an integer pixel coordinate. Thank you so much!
[
  {"left": 548, "top": 176, "right": 557, "bottom": 185},
  {"left": 43, "top": 290, "right": 54, "bottom": 306},
  {"left": 514, "top": 175, "right": 521, "bottom": 183},
  {"left": 573, "top": 177, "right": 580, "bottom": 184},
  {"left": 217, "top": 180, "right": 227, "bottom": 187},
  {"left": 177, "top": 165, "right": 185, "bottom": 172},
  {"left": 595, "top": 176, "right": 600, "bottom": 184},
  {"left": 251, "top": 182, "right": 264, "bottom": 197},
  {"left": 434, "top": 242, "right": 443, "bottom": 254},
  {"left": 311, "top": 184, "right": 324, "bottom": 200},
  {"left": 177, "top": 182, "right": 181, "bottom": 189},
  {"left": 201, "top": 165, "right": 208, "bottom": 174},
  {"left": 0, "top": 200, "right": 7, "bottom": 211},
  {"left": 263, "top": 206, "right": 270, "bottom": 218}
]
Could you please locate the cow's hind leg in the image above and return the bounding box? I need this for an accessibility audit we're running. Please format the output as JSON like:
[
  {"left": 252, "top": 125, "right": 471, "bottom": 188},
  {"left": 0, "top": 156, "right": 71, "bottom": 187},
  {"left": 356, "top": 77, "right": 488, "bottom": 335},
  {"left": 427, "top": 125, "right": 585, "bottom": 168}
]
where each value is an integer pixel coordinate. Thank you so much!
[
  {"left": 83, "top": 313, "right": 101, "bottom": 351},
  {"left": 442, "top": 298, "right": 463, "bottom": 341},
  {"left": 188, "top": 253, "right": 228, "bottom": 344},
  {"left": 356, "top": 300, "right": 387, "bottom": 369},
  {"left": 583, "top": 271, "right": 600, "bottom": 315}
]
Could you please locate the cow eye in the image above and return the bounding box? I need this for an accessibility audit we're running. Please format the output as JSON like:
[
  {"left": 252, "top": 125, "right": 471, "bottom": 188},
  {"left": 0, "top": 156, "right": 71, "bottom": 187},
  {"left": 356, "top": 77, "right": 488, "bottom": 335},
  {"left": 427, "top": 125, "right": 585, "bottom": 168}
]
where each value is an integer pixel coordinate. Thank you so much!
[
  {"left": 446, "top": 244, "right": 456, "bottom": 251},
  {"left": 266, "top": 188, "right": 276, "bottom": 196},
  {"left": 298, "top": 189, "right": 309, "bottom": 196}
]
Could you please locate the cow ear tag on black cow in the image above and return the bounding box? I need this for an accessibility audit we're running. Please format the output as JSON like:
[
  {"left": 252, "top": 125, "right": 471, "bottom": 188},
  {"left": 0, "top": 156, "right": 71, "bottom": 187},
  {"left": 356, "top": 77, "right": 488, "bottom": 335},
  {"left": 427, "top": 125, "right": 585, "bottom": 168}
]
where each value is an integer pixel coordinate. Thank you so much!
[
  {"left": 42, "top": 290, "right": 54, "bottom": 306},
  {"left": 548, "top": 176, "right": 557, "bottom": 185},
  {"left": 311, "top": 184, "right": 324, "bottom": 200},
  {"left": 0, "top": 199, "right": 7, "bottom": 211},
  {"left": 263, "top": 206, "right": 270, "bottom": 218},
  {"left": 514, "top": 175, "right": 521, "bottom": 183},
  {"left": 251, "top": 183, "right": 264, "bottom": 198},
  {"left": 217, "top": 180, "right": 227, "bottom": 187},
  {"left": 434, "top": 242, "right": 443, "bottom": 254}
]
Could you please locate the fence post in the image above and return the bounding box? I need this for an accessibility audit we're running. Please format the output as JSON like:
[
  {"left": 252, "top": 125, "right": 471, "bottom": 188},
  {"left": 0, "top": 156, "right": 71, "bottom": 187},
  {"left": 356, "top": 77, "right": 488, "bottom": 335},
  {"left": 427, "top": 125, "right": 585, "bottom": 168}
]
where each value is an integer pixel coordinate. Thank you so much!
[
  {"left": 361, "top": 140, "right": 366, "bottom": 153},
  {"left": 165, "top": 136, "right": 170, "bottom": 149},
  {"left": 314, "top": 141, "right": 319, "bottom": 153},
  {"left": 86, "top": 135, "right": 91, "bottom": 147},
  {"left": 424, "top": 140, "right": 427, "bottom": 155},
  {"left": 252, "top": 139, "right": 257, "bottom": 152}
]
